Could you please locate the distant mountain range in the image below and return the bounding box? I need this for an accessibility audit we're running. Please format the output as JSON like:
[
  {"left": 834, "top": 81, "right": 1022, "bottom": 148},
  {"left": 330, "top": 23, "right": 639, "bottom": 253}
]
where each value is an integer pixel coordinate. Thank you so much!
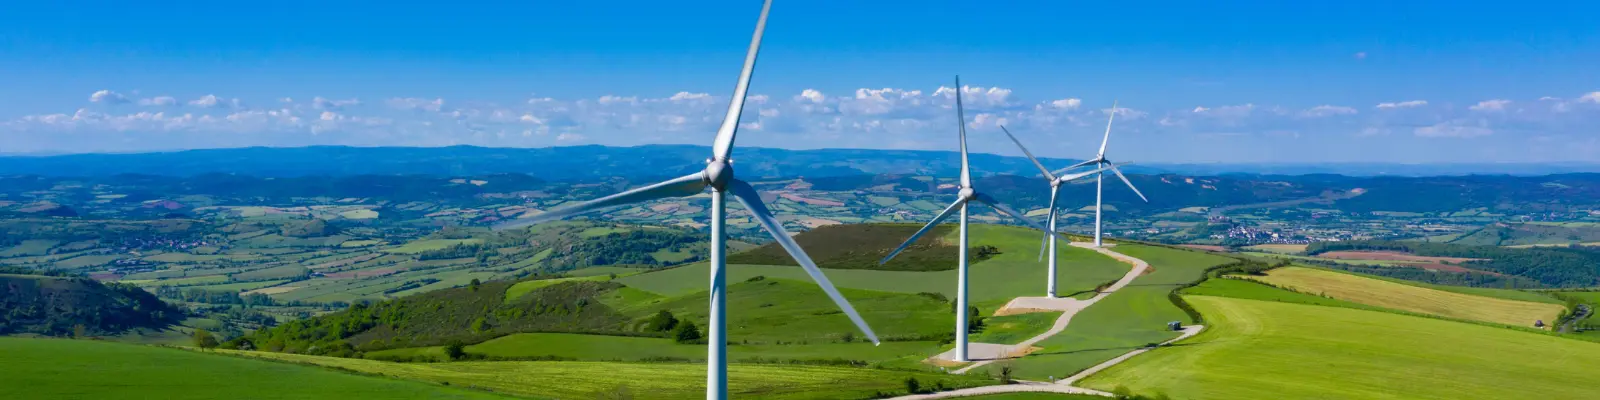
[{"left": 2, "top": 145, "right": 1597, "bottom": 179}]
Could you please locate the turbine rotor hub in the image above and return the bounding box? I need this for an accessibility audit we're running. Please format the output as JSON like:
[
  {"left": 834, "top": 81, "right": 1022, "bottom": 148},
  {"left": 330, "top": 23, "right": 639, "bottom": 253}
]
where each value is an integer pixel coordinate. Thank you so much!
[
  {"left": 704, "top": 159, "right": 734, "bottom": 191},
  {"left": 957, "top": 187, "right": 976, "bottom": 200}
]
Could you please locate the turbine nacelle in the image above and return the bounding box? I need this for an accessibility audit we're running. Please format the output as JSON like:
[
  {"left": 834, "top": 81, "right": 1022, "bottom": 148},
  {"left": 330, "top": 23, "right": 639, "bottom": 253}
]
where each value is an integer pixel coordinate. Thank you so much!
[{"left": 703, "top": 159, "right": 734, "bottom": 191}]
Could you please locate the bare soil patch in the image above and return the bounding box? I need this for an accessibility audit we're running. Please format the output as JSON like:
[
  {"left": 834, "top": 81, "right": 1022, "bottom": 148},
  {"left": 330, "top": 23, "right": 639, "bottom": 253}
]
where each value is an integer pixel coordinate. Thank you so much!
[{"left": 1179, "top": 244, "right": 1230, "bottom": 252}]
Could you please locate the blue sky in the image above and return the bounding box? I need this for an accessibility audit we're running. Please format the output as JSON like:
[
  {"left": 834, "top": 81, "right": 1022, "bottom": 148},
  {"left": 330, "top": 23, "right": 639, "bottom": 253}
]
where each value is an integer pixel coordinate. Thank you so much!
[{"left": 3, "top": 0, "right": 1599, "bottom": 163}]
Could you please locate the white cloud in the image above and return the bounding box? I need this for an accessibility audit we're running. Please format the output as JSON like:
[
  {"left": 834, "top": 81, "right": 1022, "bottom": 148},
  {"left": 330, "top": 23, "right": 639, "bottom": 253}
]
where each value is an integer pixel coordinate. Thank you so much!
[
  {"left": 387, "top": 97, "right": 445, "bottom": 112},
  {"left": 556, "top": 133, "right": 585, "bottom": 142},
  {"left": 1353, "top": 52, "right": 1367, "bottom": 60},
  {"left": 796, "top": 89, "right": 826, "bottom": 104},
  {"left": 598, "top": 95, "right": 638, "bottom": 105},
  {"left": 313, "top": 97, "right": 361, "bottom": 110},
  {"left": 89, "top": 90, "right": 129, "bottom": 104},
  {"left": 138, "top": 96, "right": 178, "bottom": 106},
  {"left": 667, "top": 92, "right": 713, "bottom": 102},
  {"left": 1301, "top": 105, "right": 1358, "bottom": 117},
  {"left": 1414, "top": 121, "right": 1493, "bottom": 138},
  {"left": 1376, "top": 100, "right": 1427, "bottom": 109},
  {"left": 1048, "top": 98, "right": 1082, "bottom": 110},
  {"left": 1580, "top": 92, "right": 1600, "bottom": 103},
  {"left": 1191, "top": 106, "right": 1209, "bottom": 113},
  {"left": 189, "top": 94, "right": 242, "bottom": 108},
  {"left": 1468, "top": 99, "right": 1512, "bottom": 111}
]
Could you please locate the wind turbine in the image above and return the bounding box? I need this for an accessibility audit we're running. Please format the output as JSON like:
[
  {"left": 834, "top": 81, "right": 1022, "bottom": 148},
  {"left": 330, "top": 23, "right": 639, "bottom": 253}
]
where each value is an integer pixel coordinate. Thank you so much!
[
  {"left": 494, "top": 2, "right": 879, "bottom": 399},
  {"left": 1054, "top": 101, "right": 1148, "bottom": 247},
  {"left": 877, "top": 76, "right": 1060, "bottom": 362},
  {"left": 998, "top": 126, "right": 1109, "bottom": 298}
]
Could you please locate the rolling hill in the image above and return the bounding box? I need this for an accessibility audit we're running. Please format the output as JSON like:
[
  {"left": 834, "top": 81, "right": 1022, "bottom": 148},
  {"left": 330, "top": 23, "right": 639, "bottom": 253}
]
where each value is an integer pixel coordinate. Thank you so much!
[
  {"left": 0, "top": 337, "right": 505, "bottom": 399},
  {"left": 0, "top": 273, "right": 182, "bottom": 336},
  {"left": 1077, "top": 268, "right": 1600, "bottom": 400}
]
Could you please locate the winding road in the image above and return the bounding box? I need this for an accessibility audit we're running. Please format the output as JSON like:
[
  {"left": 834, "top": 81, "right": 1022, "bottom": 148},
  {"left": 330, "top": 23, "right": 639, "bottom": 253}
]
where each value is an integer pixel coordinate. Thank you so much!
[{"left": 892, "top": 242, "right": 1203, "bottom": 399}]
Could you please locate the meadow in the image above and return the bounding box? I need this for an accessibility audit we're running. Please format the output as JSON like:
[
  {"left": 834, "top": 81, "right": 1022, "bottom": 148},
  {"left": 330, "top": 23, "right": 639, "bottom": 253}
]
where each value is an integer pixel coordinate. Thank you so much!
[
  {"left": 619, "top": 224, "right": 1131, "bottom": 311},
  {"left": 989, "top": 244, "right": 1236, "bottom": 380},
  {"left": 1249, "top": 266, "right": 1565, "bottom": 328},
  {"left": 0, "top": 338, "right": 505, "bottom": 399},
  {"left": 368, "top": 332, "right": 941, "bottom": 363},
  {"left": 225, "top": 349, "right": 999, "bottom": 399},
  {"left": 1078, "top": 296, "right": 1600, "bottom": 400}
]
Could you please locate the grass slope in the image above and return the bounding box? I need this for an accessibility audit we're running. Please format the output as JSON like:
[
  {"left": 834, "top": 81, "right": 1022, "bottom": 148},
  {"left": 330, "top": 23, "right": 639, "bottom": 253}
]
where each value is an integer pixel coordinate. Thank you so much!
[
  {"left": 994, "top": 244, "right": 1236, "bottom": 380},
  {"left": 635, "top": 278, "right": 952, "bottom": 342},
  {"left": 1079, "top": 296, "right": 1600, "bottom": 400},
  {"left": 0, "top": 338, "right": 503, "bottom": 399},
  {"left": 226, "top": 350, "right": 998, "bottom": 400},
  {"left": 620, "top": 224, "right": 1130, "bottom": 310},
  {"left": 1251, "top": 266, "right": 1565, "bottom": 328},
  {"left": 368, "top": 332, "right": 940, "bottom": 363}
]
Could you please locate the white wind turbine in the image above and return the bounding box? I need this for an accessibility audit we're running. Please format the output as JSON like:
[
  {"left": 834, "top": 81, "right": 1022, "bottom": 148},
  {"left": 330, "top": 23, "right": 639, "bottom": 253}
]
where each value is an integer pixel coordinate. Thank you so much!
[
  {"left": 494, "top": 2, "right": 879, "bottom": 399},
  {"left": 1055, "top": 101, "right": 1148, "bottom": 247},
  {"left": 878, "top": 76, "right": 1060, "bottom": 362},
  {"left": 998, "top": 126, "right": 1108, "bottom": 297}
]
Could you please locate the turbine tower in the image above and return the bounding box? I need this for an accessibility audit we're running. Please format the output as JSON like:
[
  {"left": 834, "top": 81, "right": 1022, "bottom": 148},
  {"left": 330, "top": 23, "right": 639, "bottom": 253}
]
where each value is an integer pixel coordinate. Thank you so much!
[
  {"left": 878, "top": 76, "right": 1060, "bottom": 362},
  {"left": 1055, "top": 102, "right": 1148, "bottom": 247},
  {"left": 495, "top": 2, "right": 879, "bottom": 399},
  {"left": 998, "top": 126, "right": 1108, "bottom": 297}
]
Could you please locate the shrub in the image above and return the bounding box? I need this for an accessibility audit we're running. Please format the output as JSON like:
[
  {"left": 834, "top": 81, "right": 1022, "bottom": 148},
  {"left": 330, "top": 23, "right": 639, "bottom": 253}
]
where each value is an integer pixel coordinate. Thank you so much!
[
  {"left": 444, "top": 340, "right": 466, "bottom": 361},
  {"left": 192, "top": 329, "right": 219, "bottom": 350},
  {"left": 673, "top": 321, "right": 702, "bottom": 344},
  {"left": 904, "top": 377, "right": 921, "bottom": 394}
]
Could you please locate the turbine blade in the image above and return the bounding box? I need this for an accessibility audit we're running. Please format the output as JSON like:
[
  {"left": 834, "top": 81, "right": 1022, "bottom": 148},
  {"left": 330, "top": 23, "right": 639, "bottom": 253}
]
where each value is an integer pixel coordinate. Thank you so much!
[
  {"left": 1109, "top": 164, "right": 1148, "bottom": 203},
  {"left": 1038, "top": 185, "right": 1059, "bottom": 262},
  {"left": 1000, "top": 125, "right": 1055, "bottom": 181},
  {"left": 710, "top": 0, "right": 773, "bottom": 161},
  {"left": 955, "top": 75, "right": 971, "bottom": 187},
  {"left": 973, "top": 192, "right": 1059, "bottom": 240},
  {"left": 728, "top": 179, "right": 881, "bottom": 345},
  {"left": 1049, "top": 158, "right": 1102, "bottom": 177},
  {"left": 1054, "top": 165, "right": 1111, "bottom": 184},
  {"left": 880, "top": 198, "right": 967, "bottom": 265},
  {"left": 494, "top": 172, "right": 707, "bottom": 230},
  {"left": 1098, "top": 100, "right": 1118, "bottom": 157}
]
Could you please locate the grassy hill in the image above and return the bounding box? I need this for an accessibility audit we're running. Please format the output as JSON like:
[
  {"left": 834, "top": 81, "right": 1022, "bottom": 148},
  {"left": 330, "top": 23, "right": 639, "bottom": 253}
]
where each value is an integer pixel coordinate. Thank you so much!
[
  {"left": 0, "top": 338, "right": 505, "bottom": 399},
  {"left": 620, "top": 224, "right": 1132, "bottom": 310},
  {"left": 223, "top": 348, "right": 999, "bottom": 399},
  {"left": 0, "top": 273, "right": 182, "bottom": 336},
  {"left": 1248, "top": 266, "right": 1566, "bottom": 328},
  {"left": 988, "top": 244, "right": 1238, "bottom": 380},
  {"left": 366, "top": 332, "right": 941, "bottom": 363},
  {"left": 247, "top": 278, "right": 636, "bottom": 355},
  {"left": 726, "top": 224, "right": 982, "bottom": 271},
  {"left": 1078, "top": 295, "right": 1600, "bottom": 400}
]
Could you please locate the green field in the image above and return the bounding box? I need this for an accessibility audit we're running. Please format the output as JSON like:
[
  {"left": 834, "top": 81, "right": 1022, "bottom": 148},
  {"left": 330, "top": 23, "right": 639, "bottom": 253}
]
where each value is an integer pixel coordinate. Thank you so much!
[
  {"left": 632, "top": 278, "right": 953, "bottom": 342},
  {"left": 385, "top": 239, "right": 483, "bottom": 254},
  {"left": 972, "top": 311, "right": 1062, "bottom": 344},
  {"left": 1240, "top": 244, "right": 1306, "bottom": 254},
  {"left": 184, "top": 279, "right": 291, "bottom": 292},
  {"left": 369, "top": 332, "right": 941, "bottom": 363},
  {"left": 953, "top": 394, "right": 1106, "bottom": 400},
  {"left": 0, "top": 338, "right": 504, "bottom": 399},
  {"left": 993, "top": 244, "right": 1236, "bottom": 380},
  {"left": 502, "top": 275, "right": 612, "bottom": 304},
  {"left": 619, "top": 224, "right": 1131, "bottom": 310},
  {"left": 228, "top": 350, "right": 998, "bottom": 400},
  {"left": 1078, "top": 296, "right": 1600, "bottom": 400},
  {"left": 1250, "top": 266, "right": 1565, "bottom": 328},
  {"left": 0, "top": 239, "right": 59, "bottom": 257}
]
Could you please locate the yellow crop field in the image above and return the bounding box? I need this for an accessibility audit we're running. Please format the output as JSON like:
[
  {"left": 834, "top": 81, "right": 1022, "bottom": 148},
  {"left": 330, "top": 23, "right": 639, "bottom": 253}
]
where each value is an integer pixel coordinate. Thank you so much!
[{"left": 1249, "top": 267, "right": 1564, "bottom": 328}]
